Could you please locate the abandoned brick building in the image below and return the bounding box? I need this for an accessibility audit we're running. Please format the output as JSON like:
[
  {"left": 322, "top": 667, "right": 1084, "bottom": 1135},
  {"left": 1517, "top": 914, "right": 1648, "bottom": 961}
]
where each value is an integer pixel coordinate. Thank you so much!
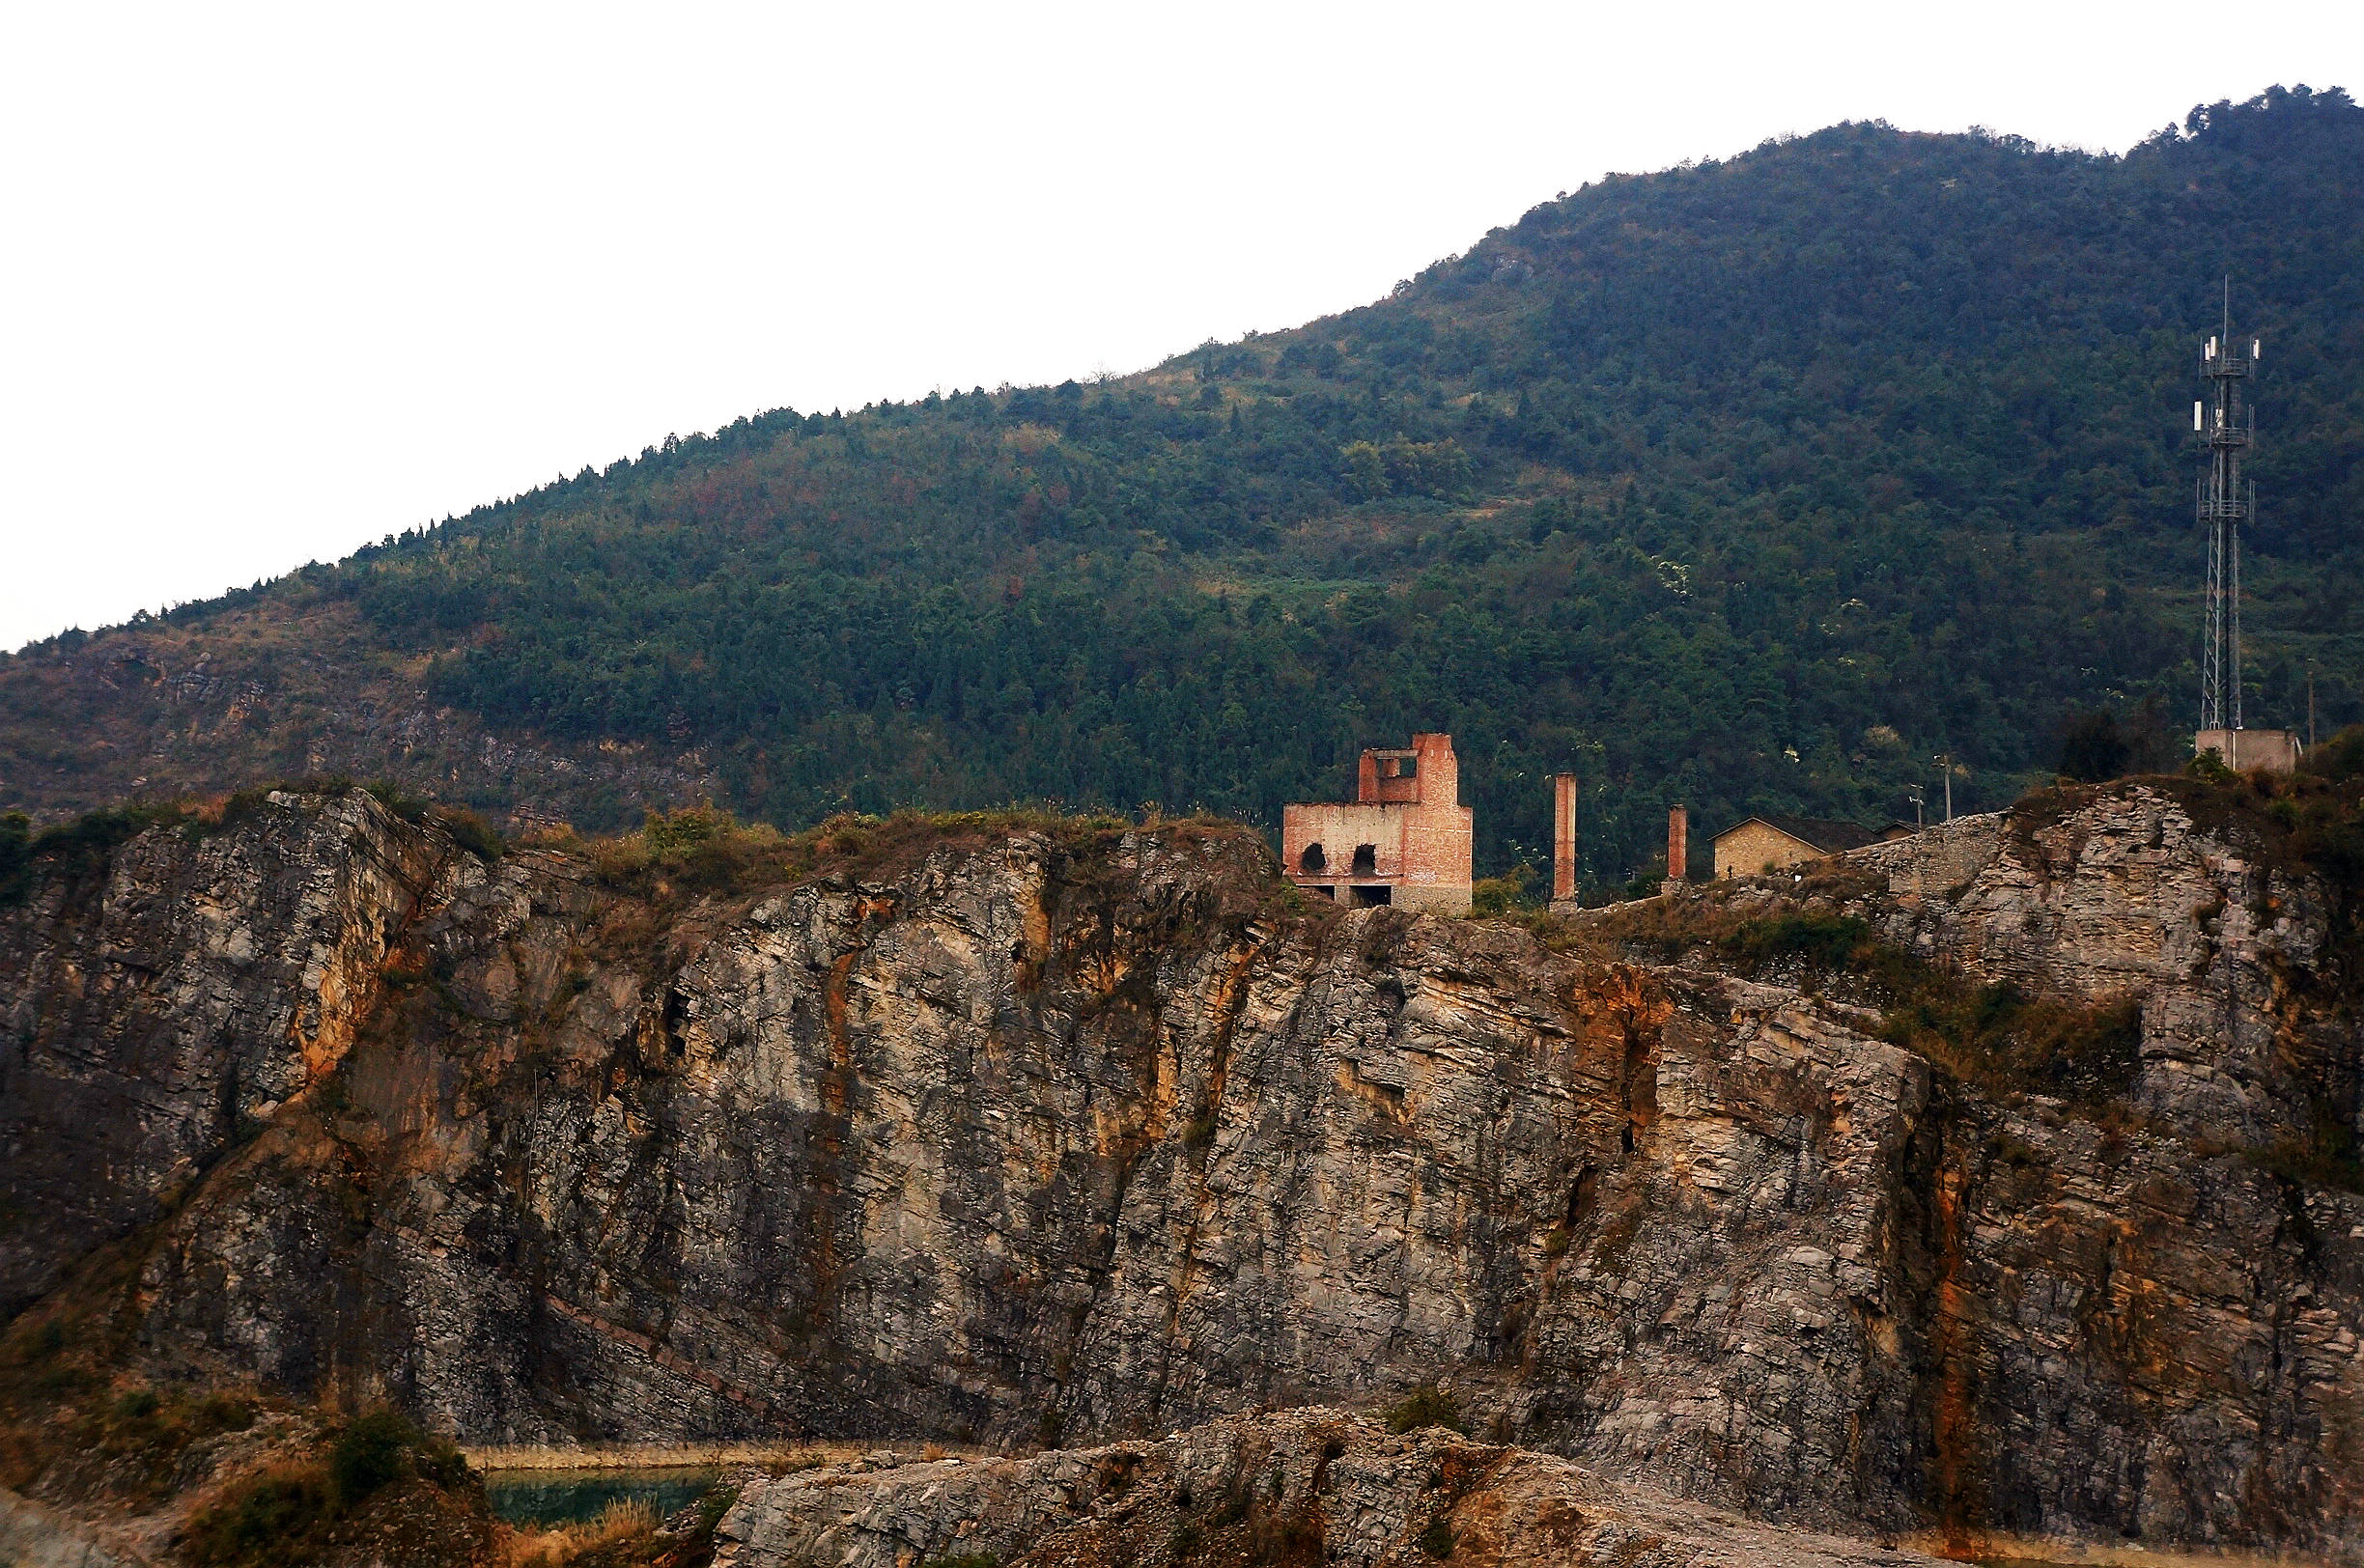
[
  {"left": 1711, "top": 814, "right": 1899, "bottom": 879},
  {"left": 1281, "top": 733, "right": 1474, "bottom": 913}
]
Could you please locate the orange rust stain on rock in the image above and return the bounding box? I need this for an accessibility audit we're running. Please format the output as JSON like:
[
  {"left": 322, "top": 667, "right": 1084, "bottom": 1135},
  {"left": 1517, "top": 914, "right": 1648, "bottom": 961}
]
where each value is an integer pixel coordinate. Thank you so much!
[
  {"left": 1928, "top": 1152, "right": 1984, "bottom": 1558},
  {"left": 822, "top": 949, "right": 858, "bottom": 1115},
  {"left": 1335, "top": 1060, "right": 1410, "bottom": 1126},
  {"left": 1012, "top": 874, "right": 1053, "bottom": 992},
  {"left": 1078, "top": 951, "right": 1130, "bottom": 997},
  {"left": 807, "top": 897, "right": 895, "bottom": 1327},
  {"left": 1449, "top": 1484, "right": 1508, "bottom": 1560}
]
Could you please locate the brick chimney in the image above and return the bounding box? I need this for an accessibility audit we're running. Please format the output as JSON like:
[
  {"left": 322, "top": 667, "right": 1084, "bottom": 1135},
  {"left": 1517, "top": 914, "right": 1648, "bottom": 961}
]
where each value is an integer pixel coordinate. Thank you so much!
[
  {"left": 1665, "top": 805, "right": 1688, "bottom": 891},
  {"left": 1552, "top": 773, "right": 1577, "bottom": 903}
]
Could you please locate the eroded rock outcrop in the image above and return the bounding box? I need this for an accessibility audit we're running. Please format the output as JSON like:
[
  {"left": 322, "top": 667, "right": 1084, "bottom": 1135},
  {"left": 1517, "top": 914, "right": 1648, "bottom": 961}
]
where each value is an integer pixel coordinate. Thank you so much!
[
  {"left": 2, "top": 783, "right": 2359, "bottom": 1557},
  {"left": 1840, "top": 787, "right": 2350, "bottom": 1148},
  {"left": 713, "top": 1409, "right": 1949, "bottom": 1568}
]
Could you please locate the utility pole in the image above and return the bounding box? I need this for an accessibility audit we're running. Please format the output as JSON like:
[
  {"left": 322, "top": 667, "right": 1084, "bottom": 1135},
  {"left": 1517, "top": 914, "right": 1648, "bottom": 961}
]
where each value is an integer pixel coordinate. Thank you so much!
[
  {"left": 1935, "top": 752, "right": 1953, "bottom": 823},
  {"left": 2308, "top": 666, "right": 2318, "bottom": 749}
]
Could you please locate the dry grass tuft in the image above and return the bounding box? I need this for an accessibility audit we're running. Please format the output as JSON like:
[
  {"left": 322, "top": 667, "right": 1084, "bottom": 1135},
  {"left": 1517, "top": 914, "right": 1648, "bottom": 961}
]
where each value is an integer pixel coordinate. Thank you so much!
[{"left": 497, "top": 1497, "right": 661, "bottom": 1568}]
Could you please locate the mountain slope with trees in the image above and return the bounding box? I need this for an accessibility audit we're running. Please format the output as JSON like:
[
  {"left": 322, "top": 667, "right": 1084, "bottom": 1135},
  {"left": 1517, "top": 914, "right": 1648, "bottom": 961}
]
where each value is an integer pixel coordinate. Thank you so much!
[{"left": 4, "top": 84, "right": 2360, "bottom": 886}]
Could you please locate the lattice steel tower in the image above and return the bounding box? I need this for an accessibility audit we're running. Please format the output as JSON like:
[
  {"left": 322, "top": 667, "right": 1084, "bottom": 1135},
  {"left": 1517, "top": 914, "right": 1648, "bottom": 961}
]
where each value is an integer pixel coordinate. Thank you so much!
[{"left": 2197, "top": 278, "right": 2259, "bottom": 732}]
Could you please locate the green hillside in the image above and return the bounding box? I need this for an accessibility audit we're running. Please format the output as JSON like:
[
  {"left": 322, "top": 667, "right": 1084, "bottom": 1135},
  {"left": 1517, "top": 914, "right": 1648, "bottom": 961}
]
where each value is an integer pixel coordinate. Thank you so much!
[{"left": 7, "top": 85, "right": 2362, "bottom": 888}]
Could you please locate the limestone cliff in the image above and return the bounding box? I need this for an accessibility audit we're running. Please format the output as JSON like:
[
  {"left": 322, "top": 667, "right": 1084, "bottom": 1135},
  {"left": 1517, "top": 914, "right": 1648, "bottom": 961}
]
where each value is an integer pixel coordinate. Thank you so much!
[{"left": 2, "top": 783, "right": 2358, "bottom": 1558}]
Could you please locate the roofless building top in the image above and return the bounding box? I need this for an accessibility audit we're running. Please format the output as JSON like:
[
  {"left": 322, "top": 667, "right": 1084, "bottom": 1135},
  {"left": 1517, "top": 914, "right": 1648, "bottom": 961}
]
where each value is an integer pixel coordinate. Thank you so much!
[{"left": 1280, "top": 733, "right": 1474, "bottom": 913}]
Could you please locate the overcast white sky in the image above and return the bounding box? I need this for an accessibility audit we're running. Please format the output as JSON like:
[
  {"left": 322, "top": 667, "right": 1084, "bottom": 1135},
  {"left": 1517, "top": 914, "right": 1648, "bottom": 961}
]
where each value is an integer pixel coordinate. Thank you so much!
[{"left": 1, "top": 2, "right": 2356, "bottom": 652}]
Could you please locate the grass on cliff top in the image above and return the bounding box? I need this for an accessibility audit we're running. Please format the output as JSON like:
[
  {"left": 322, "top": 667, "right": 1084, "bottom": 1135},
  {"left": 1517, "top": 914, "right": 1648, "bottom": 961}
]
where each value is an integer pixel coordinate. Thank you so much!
[
  {"left": 0, "top": 777, "right": 508, "bottom": 908},
  {"left": 2010, "top": 730, "right": 2364, "bottom": 918},
  {"left": 0, "top": 781, "right": 1285, "bottom": 914},
  {"left": 541, "top": 802, "right": 1276, "bottom": 906},
  {"left": 1584, "top": 826, "right": 2143, "bottom": 1106},
  {"left": 1588, "top": 742, "right": 2364, "bottom": 1144},
  {"left": 1597, "top": 892, "right": 2144, "bottom": 1107}
]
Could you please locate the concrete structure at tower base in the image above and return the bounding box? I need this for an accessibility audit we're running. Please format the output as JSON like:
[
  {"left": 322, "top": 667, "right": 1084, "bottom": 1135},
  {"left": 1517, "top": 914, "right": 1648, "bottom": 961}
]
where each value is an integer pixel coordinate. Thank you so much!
[{"left": 2195, "top": 728, "right": 2300, "bottom": 773}]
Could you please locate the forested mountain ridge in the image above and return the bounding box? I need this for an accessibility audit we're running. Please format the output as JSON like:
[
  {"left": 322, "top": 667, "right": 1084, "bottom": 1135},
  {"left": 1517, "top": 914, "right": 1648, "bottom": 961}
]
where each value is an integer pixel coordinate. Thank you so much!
[{"left": 5, "top": 85, "right": 2361, "bottom": 885}]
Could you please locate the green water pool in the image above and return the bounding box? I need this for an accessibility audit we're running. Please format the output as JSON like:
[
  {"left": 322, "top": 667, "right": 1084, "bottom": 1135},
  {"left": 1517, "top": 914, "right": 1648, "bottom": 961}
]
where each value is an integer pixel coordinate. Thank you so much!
[{"left": 484, "top": 1467, "right": 724, "bottom": 1526}]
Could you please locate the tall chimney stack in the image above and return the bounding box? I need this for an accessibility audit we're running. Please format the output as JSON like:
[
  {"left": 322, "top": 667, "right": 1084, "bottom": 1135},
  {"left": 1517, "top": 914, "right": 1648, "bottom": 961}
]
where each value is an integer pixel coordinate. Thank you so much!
[
  {"left": 1665, "top": 805, "right": 1688, "bottom": 890},
  {"left": 1552, "top": 773, "right": 1577, "bottom": 903}
]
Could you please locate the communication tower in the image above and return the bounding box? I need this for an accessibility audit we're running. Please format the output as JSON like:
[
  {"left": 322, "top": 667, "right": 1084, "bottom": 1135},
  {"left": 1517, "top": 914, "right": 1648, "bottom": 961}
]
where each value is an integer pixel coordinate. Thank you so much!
[{"left": 2196, "top": 278, "right": 2258, "bottom": 733}]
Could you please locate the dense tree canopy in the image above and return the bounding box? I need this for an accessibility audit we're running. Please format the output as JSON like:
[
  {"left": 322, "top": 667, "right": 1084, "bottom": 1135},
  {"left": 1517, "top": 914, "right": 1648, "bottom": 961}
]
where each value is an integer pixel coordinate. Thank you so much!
[{"left": 21, "top": 87, "right": 2364, "bottom": 888}]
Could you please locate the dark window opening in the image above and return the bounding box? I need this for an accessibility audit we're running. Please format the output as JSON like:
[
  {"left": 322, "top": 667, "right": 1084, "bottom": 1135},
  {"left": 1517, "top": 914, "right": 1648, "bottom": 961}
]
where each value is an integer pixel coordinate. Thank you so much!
[
  {"left": 1351, "top": 844, "right": 1378, "bottom": 875},
  {"left": 1349, "top": 884, "right": 1392, "bottom": 907},
  {"left": 1300, "top": 842, "right": 1327, "bottom": 873},
  {"left": 1309, "top": 884, "right": 1337, "bottom": 900}
]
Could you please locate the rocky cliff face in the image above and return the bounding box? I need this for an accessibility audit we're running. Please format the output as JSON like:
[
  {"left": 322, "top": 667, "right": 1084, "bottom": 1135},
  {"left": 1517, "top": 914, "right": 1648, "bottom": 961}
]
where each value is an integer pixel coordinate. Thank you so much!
[{"left": 3, "top": 783, "right": 2359, "bottom": 1558}]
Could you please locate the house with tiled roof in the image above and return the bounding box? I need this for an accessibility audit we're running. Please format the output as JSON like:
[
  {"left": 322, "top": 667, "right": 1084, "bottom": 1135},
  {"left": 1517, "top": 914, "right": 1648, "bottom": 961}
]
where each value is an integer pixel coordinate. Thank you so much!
[{"left": 1711, "top": 814, "right": 1902, "bottom": 879}]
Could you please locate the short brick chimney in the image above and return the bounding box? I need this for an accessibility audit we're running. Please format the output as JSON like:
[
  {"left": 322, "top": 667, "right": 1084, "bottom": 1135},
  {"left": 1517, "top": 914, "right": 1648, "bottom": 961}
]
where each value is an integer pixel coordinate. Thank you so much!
[
  {"left": 1552, "top": 774, "right": 1577, "bottom": 903},
  {"left": 1665, "top": 805, "right": 1688, "bottom": 892}
]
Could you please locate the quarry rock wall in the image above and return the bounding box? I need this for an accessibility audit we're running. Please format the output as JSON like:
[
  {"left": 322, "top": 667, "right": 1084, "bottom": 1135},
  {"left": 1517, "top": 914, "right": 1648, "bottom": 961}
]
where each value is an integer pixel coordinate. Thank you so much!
[{"left": 2, "top": 785, "right": 2358, "bottom": 1555}]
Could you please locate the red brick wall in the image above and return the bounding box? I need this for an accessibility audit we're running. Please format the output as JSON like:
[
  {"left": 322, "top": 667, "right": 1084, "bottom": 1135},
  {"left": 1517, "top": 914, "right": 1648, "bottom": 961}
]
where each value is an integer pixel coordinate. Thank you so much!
[
  {"left": 1282, "top": 734, "right": 1473, "bottom": 912},
  {"left": 1553, "top": 773, "right": 1577, "bottom": 902}
]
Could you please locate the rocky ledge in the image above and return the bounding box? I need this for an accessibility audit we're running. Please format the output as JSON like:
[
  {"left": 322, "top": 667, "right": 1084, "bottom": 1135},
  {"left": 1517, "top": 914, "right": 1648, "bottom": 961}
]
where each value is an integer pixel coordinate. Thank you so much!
[{"left": 715, "top": 1409, "right": 1947, "bottom": 1568}]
